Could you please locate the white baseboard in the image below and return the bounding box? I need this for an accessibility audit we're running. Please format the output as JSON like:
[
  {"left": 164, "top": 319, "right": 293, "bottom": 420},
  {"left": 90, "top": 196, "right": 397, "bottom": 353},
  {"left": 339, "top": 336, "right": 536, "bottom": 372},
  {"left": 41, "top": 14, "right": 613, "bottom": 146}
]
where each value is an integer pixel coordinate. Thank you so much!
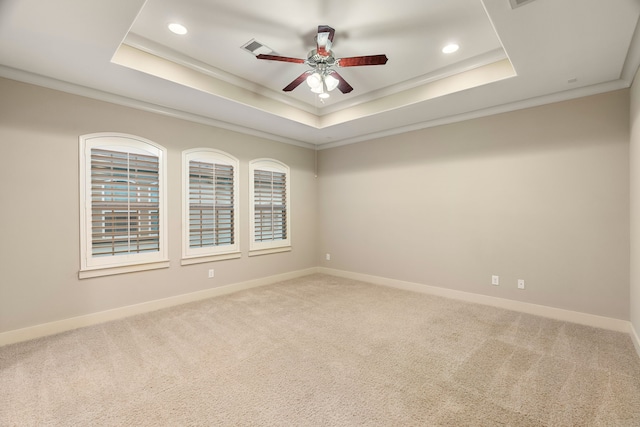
[
  {"left": 2, "top": 267, "right": 634, "bottom": 349},
  {"left": 0, "top": 267, "right": 319, "bottom": 347},
  {"left": 319, "top": 267, "right": 631, "bottom": 333}
]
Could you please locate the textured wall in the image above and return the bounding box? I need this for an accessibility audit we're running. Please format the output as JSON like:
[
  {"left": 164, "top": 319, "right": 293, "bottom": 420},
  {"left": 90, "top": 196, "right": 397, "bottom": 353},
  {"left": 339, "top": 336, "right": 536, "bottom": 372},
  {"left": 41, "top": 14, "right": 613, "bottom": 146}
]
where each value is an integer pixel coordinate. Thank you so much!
[
  {"left": 0, "top": 77, "right": 317, "bottom": 332},
  {"left": 319, "top": 90, "right": 630, "bottom": 319}
]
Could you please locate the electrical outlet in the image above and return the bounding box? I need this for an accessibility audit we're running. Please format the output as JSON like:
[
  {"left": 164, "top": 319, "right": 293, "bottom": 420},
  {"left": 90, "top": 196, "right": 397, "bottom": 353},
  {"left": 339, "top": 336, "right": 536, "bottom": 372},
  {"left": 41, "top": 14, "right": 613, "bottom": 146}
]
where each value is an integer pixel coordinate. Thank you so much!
[
  {"left": 518, "top": 279, "right": 525, "bottom": 290},
  {"left": 208, "top": 269, "right": 215, "bottom": 278},
  {"left": 492, "top": 275, "right": 499, "bottom": 286},
  {"left": 326, "top": 253, "right": 331, "bottom": 261}
]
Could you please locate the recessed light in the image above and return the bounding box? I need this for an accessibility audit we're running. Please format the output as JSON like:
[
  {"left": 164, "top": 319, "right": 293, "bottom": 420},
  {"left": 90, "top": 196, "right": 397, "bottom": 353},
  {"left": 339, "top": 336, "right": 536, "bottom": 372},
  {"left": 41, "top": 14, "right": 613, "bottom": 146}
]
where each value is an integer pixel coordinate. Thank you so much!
[
  {"left": 168, "top": 23, "right": 187, "bottom": 35},
  {"left": 442, "top": 43, "right": 459, "bottom": 54}
]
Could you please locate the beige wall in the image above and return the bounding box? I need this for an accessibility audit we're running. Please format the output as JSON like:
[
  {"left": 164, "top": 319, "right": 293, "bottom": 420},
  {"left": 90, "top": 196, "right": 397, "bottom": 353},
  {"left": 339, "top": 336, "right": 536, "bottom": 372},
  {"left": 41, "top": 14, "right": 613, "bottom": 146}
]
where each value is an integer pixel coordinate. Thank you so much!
[
  {"left": 0, "top": 77, "right": 317, "bottom": 333},
  {"left": 319, "top": 90, "right": 630, "bottom": 319},
  {"left": 0, "top": 76, "right": 633, "bottom": 334},
  {"left": 631, "top": 70, "right": 640, "bottom": 334}
]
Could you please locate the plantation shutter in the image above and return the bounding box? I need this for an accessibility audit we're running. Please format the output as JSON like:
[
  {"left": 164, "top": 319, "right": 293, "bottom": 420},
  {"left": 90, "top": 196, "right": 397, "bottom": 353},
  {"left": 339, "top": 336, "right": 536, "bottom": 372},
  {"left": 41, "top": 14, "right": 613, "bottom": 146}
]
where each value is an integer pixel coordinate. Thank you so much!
[
  {"left": 188, "top": 160, "right": 235, "bottom": 248},
  {"left": 90, "top": 148, "right": 160, "bottom": 257},
  {"left": 253, "top": 169, "right": 287, "bottom": 242}
]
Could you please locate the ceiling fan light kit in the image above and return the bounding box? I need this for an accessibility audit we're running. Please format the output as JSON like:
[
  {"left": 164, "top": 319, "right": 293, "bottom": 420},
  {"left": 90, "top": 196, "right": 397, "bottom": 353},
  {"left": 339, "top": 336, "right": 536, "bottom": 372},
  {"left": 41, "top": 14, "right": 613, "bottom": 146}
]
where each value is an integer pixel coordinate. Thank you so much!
[
  {"left": 307, "top": 72, "right": 339, "bottom": 93},
  {"left": 256, "top": 25, "right": 388, "bottom": 98}
]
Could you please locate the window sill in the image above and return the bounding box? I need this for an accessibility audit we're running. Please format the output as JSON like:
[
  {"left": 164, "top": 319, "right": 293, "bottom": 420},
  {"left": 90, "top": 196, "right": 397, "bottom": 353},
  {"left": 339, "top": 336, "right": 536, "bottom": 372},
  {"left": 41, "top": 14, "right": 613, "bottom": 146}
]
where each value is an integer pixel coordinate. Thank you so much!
[
  {"left": 248, "top": 246, "right": 292, "bottom": 257},
  {"left": 79, "top": 260, "right": 170, "bottom": 279},
  {"left": 181, "top": 252, "right": 241, "bottom": 266}
]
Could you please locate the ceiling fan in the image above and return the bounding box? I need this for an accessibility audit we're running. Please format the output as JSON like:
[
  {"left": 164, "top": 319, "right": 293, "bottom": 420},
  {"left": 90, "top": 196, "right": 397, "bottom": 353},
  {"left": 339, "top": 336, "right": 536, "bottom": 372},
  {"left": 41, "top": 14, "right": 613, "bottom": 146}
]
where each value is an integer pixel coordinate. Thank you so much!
[{"left": 256, "top": 25, "right": 388, "bottom": 98}]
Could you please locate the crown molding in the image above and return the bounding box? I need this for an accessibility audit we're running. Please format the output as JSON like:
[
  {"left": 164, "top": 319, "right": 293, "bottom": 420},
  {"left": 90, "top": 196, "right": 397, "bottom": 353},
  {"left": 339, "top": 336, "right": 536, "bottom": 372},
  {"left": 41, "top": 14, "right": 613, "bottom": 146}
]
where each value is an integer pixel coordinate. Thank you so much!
[
  {"left": 0, "top": 65, "right": 314, "bottom": 149},
  {"left": 318, "top": 79, "right": 630, "bottom": 150},
  {"left": 0, "top": 64, "right": 633, "bottom": 153}
]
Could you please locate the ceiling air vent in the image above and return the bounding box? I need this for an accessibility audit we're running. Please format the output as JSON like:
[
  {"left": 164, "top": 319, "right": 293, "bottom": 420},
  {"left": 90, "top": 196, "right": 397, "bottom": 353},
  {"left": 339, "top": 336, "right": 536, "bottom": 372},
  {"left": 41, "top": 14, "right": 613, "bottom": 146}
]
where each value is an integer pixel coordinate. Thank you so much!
[
  {"left": 241, "top": 39, "right": 275, "bottom": 56},
  {"left": 510, "top": 0, "right": 536, "bottom": 9}
]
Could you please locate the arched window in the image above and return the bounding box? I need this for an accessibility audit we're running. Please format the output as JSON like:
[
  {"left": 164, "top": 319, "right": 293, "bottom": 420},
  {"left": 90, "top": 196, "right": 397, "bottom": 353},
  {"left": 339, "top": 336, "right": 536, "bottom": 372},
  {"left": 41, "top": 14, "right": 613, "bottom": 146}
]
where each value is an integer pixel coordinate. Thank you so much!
[
  {"left": 249, "top": 158, "right": 291, "bottom": 255},
  {"left": 79, "top": 133, "right": 168, "bottom": 278},
  {"left": 182, "top": 148, "right": 240, "bottom": 264}
]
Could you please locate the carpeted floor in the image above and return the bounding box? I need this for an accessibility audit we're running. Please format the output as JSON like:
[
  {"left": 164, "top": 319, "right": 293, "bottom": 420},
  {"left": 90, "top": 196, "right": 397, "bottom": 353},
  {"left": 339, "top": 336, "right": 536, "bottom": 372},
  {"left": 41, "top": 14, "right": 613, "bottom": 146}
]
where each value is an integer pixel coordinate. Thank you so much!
[{"left": 1, "top": 274, "right": 640, "bottom": 426}]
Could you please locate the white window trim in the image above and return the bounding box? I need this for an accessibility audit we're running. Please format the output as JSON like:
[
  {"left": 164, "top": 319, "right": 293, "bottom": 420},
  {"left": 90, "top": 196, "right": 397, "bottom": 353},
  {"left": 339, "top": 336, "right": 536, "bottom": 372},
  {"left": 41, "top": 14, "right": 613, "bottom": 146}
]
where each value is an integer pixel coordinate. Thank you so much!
[
  {"left": 182, "top": 148, "right": 240, "bottom": 265},
  {"left": 79, "top": 133, "right": 168, "bottom": 278},
  {"left": 249, "top": 158, "right": 291, "bottom": 254}
]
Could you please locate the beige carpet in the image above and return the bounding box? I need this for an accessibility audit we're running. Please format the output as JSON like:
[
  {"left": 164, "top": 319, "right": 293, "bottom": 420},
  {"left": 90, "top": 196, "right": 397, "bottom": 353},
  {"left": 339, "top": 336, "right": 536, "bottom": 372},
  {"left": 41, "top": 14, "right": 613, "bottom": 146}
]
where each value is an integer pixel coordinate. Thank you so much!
[{"left": 1, "top": 274, "right": 640, "bottom": 426}]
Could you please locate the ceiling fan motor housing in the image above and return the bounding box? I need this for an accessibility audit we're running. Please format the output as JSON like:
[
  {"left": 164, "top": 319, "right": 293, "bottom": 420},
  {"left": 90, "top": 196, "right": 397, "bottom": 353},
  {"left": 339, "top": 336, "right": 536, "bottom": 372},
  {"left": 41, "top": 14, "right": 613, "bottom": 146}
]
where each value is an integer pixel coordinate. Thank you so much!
[{"left": 307, "top": 49, "right": 336, "bottom": 67}]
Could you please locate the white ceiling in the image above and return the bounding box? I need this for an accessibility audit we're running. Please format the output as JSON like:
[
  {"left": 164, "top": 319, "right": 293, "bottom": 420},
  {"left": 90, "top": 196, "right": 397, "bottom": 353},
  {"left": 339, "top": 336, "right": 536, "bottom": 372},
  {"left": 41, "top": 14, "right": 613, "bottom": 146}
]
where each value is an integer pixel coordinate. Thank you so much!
[{"left": 0, "top": 0, "right": 639, "bottom": 148}]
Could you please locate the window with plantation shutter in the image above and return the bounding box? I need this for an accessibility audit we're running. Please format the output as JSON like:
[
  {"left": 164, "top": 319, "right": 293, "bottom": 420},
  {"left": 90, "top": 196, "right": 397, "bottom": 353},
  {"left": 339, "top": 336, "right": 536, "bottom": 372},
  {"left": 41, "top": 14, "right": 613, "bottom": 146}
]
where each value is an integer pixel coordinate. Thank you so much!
[
  {"left": 90, "top": 148, "right": 160, "bottom": 256},
  {"left": 253, "top": 170, "right": 287, "bottom": 242},
  {"left": 182, "top": 149, "right": 240, "bottom": 264},
  {"left": 79, "top": 133, "right": 168, "bottom": 278},
  {"left": 249, "top": 159, "right": 291, "bottom": 255}
]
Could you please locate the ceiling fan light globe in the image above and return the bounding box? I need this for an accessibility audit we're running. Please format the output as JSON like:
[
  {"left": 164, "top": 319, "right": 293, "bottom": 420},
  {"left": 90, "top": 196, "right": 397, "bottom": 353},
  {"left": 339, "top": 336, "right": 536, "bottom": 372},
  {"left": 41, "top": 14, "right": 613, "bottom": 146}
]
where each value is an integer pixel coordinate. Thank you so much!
[
  {"left": 325, "top": 74, "right": 339, "bottom": 91},
  {"left": 319, "top": 92, "right": 330, "bottom": 99},
  {"left": 306, "top": 73, "right": 322, "bottom": 89}
]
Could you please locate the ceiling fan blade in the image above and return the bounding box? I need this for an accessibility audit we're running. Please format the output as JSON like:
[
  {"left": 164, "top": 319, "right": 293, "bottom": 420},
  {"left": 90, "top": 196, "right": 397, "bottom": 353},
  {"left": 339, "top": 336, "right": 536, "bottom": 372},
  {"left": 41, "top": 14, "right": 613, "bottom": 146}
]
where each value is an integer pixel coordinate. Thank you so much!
[
  {"left": 330, "top": 71, "right": 353, "bottom": 94},
  {"left": 338, "top": 54, "right": 388, "bottom": 67},
  {"left": 256, "top": 54, "right": 306, "bottom": 64},
  {"left": 316, "top": 25, "right": 335, "bottom": 56},
  {"left": 283, "top": 72, "right": 311, "bottom": 92}
]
